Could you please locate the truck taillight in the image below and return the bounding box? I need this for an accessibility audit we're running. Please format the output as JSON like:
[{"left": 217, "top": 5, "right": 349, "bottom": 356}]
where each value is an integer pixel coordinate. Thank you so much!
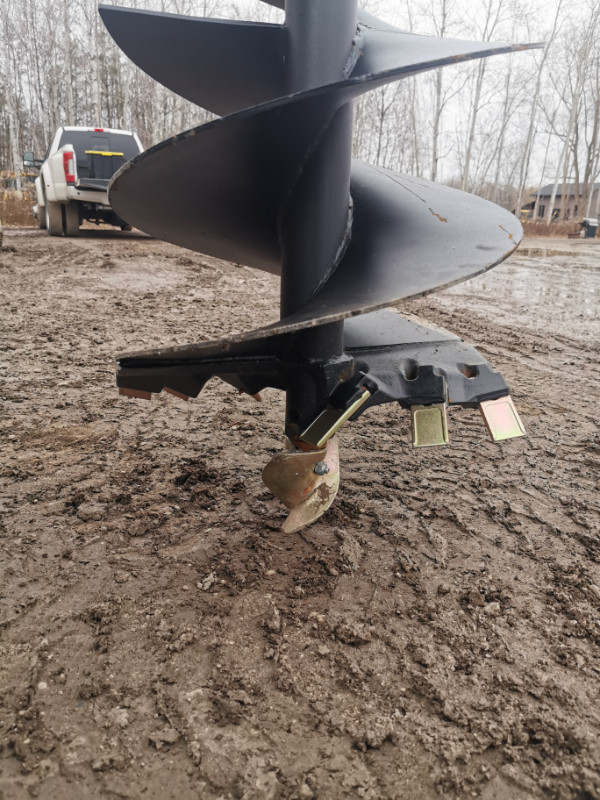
[{"left": 63, "top": 152, "right": 75, "bottom": 184}]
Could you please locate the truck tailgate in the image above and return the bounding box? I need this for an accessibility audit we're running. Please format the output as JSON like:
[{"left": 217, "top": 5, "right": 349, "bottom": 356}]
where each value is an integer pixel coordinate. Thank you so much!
[{"left": 76, "top": 177, "right": 111, "bottom": 191}]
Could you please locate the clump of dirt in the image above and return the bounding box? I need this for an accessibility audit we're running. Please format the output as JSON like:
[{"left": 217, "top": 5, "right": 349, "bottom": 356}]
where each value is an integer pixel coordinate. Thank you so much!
[{"left": 0, "top": 229, "right": 599, "bottom": 799}]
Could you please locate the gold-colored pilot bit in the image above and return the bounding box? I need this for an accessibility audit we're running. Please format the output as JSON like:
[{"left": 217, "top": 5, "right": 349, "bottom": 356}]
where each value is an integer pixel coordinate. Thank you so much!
[
  {"left": 410, "top": 403, "right": 449, "bottom": 447},
  {"left": 262, "top": 436, "right": 340, "bottom": 533},
  {"left": 479, "top": 395, "right": 526, "bottom": 442}
]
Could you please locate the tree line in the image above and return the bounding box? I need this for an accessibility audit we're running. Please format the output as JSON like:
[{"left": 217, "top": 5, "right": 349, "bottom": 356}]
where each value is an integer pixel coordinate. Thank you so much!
[{"left": 1, "top": 0, "right": 599, "bottom": 221}]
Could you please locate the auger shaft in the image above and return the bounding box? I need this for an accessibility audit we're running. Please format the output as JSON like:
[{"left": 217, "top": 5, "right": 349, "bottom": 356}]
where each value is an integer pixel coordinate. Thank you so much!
[
  {"left": 285, "top": 0, "right": 358, "bottom": 93},
  {"left": 281, "top": 0, "right": 358, "bottom": 441}
]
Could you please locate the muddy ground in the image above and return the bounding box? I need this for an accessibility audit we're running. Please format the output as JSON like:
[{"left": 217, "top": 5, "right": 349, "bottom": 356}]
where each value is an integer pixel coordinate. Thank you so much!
[{"left": 0, "top": 229, "right": 599, "bottom": 800}]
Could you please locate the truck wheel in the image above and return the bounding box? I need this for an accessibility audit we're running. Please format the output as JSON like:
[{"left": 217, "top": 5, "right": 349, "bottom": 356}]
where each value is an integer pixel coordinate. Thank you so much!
[
  {"left": 37, "top": 209, "right": 47, "bottom": 230},
  {"left": 64, "top": 202, "right": 80, "bottom": 236},
  {"left": 45, "top": 201, "right": 64, "bottom": 236}
]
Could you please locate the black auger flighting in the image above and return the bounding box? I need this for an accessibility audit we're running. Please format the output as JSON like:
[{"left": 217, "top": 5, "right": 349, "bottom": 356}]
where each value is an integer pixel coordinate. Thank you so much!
[{"left": 100, "top": 0, "right": 535, "bottom": 531}]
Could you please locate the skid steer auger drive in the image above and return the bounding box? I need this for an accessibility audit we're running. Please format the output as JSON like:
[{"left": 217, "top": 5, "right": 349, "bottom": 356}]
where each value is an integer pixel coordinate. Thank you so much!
[{"left": 99, "top": 0, "right": 537, "bottom": 532}]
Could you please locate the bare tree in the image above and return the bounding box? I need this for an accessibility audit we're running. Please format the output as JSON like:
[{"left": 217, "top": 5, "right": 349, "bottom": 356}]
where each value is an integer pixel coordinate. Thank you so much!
[
  {"left": 544, "top": 0, "right": 600, "bottom": 222},
  {"left": 459, "top": 0, "right": 505, "bottom": 192},
  {"left": 514, "top": 0, "right": 563, "bottom": 219},
  {"left": 0, "top": 0, "right": 596, "bottom": 227}
]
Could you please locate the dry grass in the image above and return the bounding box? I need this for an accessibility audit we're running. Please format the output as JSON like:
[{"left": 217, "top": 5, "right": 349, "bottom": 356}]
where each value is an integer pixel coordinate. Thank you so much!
[
  {"left": 1, "top": 188, "right": 36, "bottom": 227},
  {"left": 522, "top": 219, "right": 585, "bottom": 238}
]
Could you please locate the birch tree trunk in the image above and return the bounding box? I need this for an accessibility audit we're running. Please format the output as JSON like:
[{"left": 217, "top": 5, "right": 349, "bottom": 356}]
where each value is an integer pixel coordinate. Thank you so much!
[
  {"left": 545, "top": 137, "right": 568, "bottom": 225},
  {"left": 533, "top": 127, "right": 553, "bottom": 221},
  {"left": 429, "top": 0, "right": 450, "bottom": 182}
]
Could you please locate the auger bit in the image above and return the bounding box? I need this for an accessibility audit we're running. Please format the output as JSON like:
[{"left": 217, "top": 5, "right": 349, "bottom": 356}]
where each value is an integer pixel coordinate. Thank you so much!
[{"left": 100, "top": 0, "right": 536, "bottom": 531}]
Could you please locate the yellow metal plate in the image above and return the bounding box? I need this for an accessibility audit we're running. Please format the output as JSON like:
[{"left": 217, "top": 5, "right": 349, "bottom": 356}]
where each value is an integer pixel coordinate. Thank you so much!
[
  {"left": 411, "top": 404, "right": 449, "bottom": 447},
  {"left": 85, "top": 150, "right": 125, "bottom": 156},
  {"left": 479, "top": 396, "right": 525, "bottom": 441}
]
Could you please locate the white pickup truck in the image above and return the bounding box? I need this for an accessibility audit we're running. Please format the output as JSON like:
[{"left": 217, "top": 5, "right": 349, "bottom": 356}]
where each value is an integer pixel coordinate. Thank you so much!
[{"left": 30, "top": 126, "right": 143, "bottom": 236}]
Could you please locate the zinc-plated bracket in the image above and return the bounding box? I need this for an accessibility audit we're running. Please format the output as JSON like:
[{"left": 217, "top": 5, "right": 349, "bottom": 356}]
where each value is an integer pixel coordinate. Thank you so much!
[
  {"left": 299, "top": 388, "right": 371, "bottom": 449},
  {"left": 411, "top": 403, "right": 449, "bottom": 448},
  {"left": 479, "top": 395, "right": 526, "bottom": 441}
]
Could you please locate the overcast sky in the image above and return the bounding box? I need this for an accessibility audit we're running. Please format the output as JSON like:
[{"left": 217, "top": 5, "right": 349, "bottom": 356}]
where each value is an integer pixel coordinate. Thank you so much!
[{"left": 232, "top": 0, "right": 562, "bottom": 37}]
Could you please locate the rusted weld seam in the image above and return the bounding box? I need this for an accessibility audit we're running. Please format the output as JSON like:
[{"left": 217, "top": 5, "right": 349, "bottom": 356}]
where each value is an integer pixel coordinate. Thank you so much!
[{"left": 343, "top": 26, "right": 364, "bottom": 79}]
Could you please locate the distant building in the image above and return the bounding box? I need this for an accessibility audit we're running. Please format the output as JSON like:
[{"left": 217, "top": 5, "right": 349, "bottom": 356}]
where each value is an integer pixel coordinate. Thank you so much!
[{"left": 521, "top": 182, "right": 600, "bottom": 221}]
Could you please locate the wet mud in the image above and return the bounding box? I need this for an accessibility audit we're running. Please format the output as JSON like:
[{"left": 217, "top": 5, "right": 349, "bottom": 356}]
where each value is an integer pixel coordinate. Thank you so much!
[{"left": 0, "top": 230, "right": 599, "bottom": 799}]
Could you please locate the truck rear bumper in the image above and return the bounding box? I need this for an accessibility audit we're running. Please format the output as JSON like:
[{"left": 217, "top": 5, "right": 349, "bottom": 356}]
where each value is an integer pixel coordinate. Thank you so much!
[{"left": 67, "top": 186, "right": 110, "bottom": 207}]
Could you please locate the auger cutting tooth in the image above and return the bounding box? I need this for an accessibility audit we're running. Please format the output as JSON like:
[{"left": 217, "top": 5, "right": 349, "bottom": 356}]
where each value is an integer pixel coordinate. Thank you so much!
[
  {"left": 411, "top": 404, "right": 449, "bottom": 448},
  {"left": 101, "top": 0, "right": 537, "bottom": 527},
  {"left": 479, "top": 396, "right": 526, "bottom": 442},
  {"left": 119, "top": 387, "right": 152, "bottom": 401},
  {"left": 262, "top": 437, "right": 340, "bottom": 533},
  {"left": 164, "top": 387, "right": 190, "bottom": 401}
]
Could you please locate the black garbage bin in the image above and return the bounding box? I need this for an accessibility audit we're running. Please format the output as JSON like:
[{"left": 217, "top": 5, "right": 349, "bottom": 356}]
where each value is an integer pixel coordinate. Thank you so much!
[{"left": 581, "top": 218, "right": 598, "bottom": 238}]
